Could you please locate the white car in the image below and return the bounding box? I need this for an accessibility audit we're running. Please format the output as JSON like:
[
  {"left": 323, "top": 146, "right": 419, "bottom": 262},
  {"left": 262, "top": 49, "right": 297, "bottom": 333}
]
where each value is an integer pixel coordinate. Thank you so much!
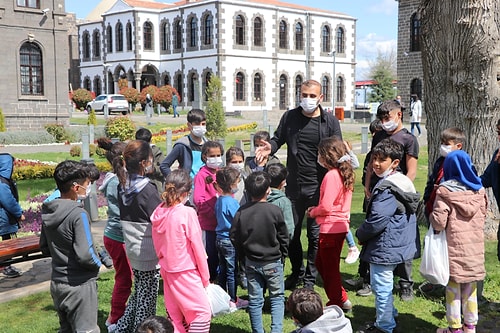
[{"left": 86, "top": 94, "right": 129, "bottom": 115}]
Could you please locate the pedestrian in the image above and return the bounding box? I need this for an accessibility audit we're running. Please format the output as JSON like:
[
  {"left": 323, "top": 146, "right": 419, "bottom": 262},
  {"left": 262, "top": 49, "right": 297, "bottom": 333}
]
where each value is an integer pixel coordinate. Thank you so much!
[
  {"left": 172, "top": 93, "right": 179, "bottom": 118},
  {"left": 145, "top": 93, "right": 153, "bottom": 123},
  {"left": 409, "top": 94, "right": 422, "bottom": 137}
]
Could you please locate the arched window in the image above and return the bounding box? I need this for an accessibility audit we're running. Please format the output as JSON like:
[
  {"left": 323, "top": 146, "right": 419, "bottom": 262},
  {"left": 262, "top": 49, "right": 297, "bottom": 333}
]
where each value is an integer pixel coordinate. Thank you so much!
[
  {"left": 92, "top": 31, "right": 100, "bottom": 58},
  {"left": 116, "top": 22, "right": 123, "bottom": 52},
  {"left": 279, "top": 75, "right": 287, "bottom": 110},
  {"left": 175, "top": 20, "right": 183, "bottom": 49},
  {"left": 322, "top": 26, "right": 330, "bottom": 53},
  {"left": 253, "top": 17, "right": 262, "bottom": 46},
  {"left": 279, "top": 20, "right": 287, "bottom": 49},
  {"left": 94, "top": 77, "right": 102, "bottom": 95},
  {"left": 295, "top": 75, "right": 303, "bottom": 107},
  {"left": 295, "top": 23, "right": 303, "bottom": 50},
  {"left": 336, "top": 76, "right": 345, "bottom": 103},
  {"left": 203, "top": 72, "right": 211, "bottom": 101},
  {"left": 204, "top": 15, "right": 213, "bottom": 45},
  {"left": 336, "top": 27, "right": 345, "bottom": 53},
  {"left": 322, "top": 76, "right": 330, "bottom": 103},
  {"left": 82, "top": 32, "right": 91, "bottom": 60},
  {"left": 106, "top": 25, "right": 113, "bottom": 53},
  {"left": 235, "top": 15, "right": 245, "bottom": 45},
  {"left": 126, "top": 22, "right": 133, "bottom": 51},
  {"left": 175, "top": 73, "right": 183, "bottom": 99},
  {"left": 189, "top": 17, "right": 198, "bottom": 47},
  {"left": 164, "top": 74, "right": 170, "bottom": 86},
  {"left": 235, "top": 72, "right": 245, "bottom": 101},
  {"left": 410, "top": 78, "right": 423, "bottom": 98},
  {"left": 83, "top": 77, "right": 91, "bottom": 91},
  {"left": 161, "top": 22, "right": 169, "bottom": 51},
  {"left": 20, "top": 42, "right": 43, "bottom": 95},
  {"left": 188, "top": 73, "right": 196, "bottom": 102},
  {"left": 253, "top": 73, "right": 262, "bottom": 101},
  {"left": 143, "top": 22, "right": 153, "bottom": 50},
  {"left": 410, "top": 13, "right": 421, "bottom": 52}
]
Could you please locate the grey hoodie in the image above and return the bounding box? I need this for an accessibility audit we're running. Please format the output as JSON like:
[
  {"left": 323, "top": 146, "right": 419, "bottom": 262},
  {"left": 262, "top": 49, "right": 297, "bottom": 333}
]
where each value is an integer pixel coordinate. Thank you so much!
[{"left": 293, "top": 305, "right": 353, "bottom": 333}]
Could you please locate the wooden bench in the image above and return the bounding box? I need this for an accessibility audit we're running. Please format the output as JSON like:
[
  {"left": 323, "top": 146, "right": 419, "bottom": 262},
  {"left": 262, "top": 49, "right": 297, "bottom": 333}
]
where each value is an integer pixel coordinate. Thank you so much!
[{"left": 0, "top": 235, "right": 48, "bottom": 266}]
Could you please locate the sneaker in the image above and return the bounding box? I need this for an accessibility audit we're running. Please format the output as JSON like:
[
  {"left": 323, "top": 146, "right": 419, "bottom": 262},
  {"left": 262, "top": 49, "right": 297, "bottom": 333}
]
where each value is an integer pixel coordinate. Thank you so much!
[
  {"left": 463, "top": 324, "right": 476, "bottom": 333},
  {"left": 235, "top": 297, "right": 249, "bottom": 309},
  {"left": 229, "top": 301, "right": 238, "bottom": 313},
  {"left": 341, "top": 299, "right": 352, "bottom": 313},
  {"left": 99, "top": 249, "right": 114, "bottom": 269},
  {"left": 356, "top": 283, "right": 372, "bottom": 297},
  {"left": 355, "top": 323, "right": 386, "bottom": 333},
  {"left": 285, "top": 275, "right": 303, "bottom": 290},
  {"left": 107, "top": 324, "right": 117, "bottom": 333},
  {"left": 2, "top": 265, "right": 22, "bottom": 278},
  {"left": 400, "top": 286, "right": 414, "bottom": 301},
  {"left": 345, "top": 246, "right": 360, "bottom": 264},
  {"left": 345, "top": 277, "right": 364, "bottom": 289}
]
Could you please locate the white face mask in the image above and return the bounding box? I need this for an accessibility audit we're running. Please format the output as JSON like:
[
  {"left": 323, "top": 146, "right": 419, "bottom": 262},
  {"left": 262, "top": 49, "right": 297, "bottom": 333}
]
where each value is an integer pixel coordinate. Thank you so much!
[
  {"left": 206, "top": 156, "right": 223, "bottom": 169},
  {"left": 373, "top": 164, "right": 394, "bottom": 178},
  {"left": 382, "top": 119, "right": 398, "bottom": 132},
  {"left": 440, "top": 145, "right": 453, "bottom": 157},
  {"left": 231, "top": 187, "right": 239, "bottom": 194},
  {"left": 300, "top": 98, "right": 319, "bottom": 114},
  {"left": 77, "top": 185, "right": 91, "bottom": 201},
  {"left": 192, "top": 125, "right": 207, "bottom": 138},
  {"left": 229, "top": 162, "right": 245, "bottom": 172}
]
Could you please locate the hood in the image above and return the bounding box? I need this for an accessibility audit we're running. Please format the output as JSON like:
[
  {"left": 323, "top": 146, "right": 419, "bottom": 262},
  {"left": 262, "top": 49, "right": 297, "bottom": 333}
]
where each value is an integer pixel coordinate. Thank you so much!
[
  {"left": 151, "top": 202, "right": 177, "bottom": 234},
  {"left": 0, "top": 153, "right": 14, "bottom": 179},
  {"left": 120, "top": 174, "right": 150, "bottom": 206},
  {"left": 42, "top": 199, "right": 82, "bottom": 229},
  {"left": 267, "top": 188, "right": 286, "bottom": 202},
  {"left": 99, "top": 172, "right": 116, "bottom": 191},
  {"left": 377, "top": 173, "right": 420, "bottom": 214},
  {"left": 300, "top": 305, "right": 352, "bottom": 333},
  {"left": 438, "top": 183, "right": 485, "bottom": 218}
]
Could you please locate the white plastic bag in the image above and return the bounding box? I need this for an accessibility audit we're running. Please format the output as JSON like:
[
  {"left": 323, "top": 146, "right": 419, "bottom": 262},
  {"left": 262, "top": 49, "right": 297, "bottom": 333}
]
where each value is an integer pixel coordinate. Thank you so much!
[
  {"left": 206, "top": 284, "right": 231, "bottom": 317},
  {"left": 419, "top": 226, "right": 449, "bottom": 286}
]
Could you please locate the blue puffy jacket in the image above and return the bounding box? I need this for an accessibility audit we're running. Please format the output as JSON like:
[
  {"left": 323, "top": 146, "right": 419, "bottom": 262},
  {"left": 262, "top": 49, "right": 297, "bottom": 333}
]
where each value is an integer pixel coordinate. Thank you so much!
[{"left": 0, "top": 153, "right": 22, "bottom": 236}]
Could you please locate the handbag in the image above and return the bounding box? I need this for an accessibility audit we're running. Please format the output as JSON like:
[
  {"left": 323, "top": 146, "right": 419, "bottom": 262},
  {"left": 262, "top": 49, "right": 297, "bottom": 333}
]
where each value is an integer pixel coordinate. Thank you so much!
[
  {"left": 206, "top": 284, "right": 231, "bottom": 317},
  {"left": 419, "top": 226, "right": 449, "bottom": 286}
]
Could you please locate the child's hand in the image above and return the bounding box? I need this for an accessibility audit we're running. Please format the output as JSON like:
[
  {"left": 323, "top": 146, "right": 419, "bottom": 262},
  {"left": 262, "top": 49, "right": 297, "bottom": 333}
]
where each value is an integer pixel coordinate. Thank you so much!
[{"left": 306, "top": 207, "right": 314, "bottom": 217}]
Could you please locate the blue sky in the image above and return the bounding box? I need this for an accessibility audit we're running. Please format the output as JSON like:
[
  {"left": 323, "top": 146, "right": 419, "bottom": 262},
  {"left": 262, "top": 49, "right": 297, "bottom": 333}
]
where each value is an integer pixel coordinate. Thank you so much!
[{"left": 67, "top": 0, "right": 398, "bottom": 79}]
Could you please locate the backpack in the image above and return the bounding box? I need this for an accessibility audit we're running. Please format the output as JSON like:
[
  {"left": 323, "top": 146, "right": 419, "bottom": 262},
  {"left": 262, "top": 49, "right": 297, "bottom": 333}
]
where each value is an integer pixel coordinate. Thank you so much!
[{"left": 0, "top": 175, "right": 20, "bottom": 225}]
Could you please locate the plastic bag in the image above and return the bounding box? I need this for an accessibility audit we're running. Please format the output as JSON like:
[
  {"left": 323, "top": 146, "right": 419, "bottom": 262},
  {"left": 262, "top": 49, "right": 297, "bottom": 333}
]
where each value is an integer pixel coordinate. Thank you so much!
[
  {"left": 206, "top": 284, "right": 231, "bottom": 317},
  {"left": 419, "top": 226, "right": 449, "bottom": 286}
]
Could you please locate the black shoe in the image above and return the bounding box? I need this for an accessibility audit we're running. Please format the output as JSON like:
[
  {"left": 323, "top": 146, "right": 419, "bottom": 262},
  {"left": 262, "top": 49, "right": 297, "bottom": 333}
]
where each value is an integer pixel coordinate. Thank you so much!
[
  {"left": 2, "top": 265, "right": 22, "bottom": 278},
  {"left": 285, "top": 275, "right": 303, "bottom": 290},
  {"left": 345, "top": 277, "right": 364, "bottom": 289},
  {"left": 356, "top": 283, "right": 372, "bottom": 297},
  {"left": 355, "top": 323, "right": 386, "bottom": 333},
  {"left": 99, "top": 249, "right": 113, "bottom": 269},
  {"left": 400, "top": 287, "right": 414, "bottom": 301}
]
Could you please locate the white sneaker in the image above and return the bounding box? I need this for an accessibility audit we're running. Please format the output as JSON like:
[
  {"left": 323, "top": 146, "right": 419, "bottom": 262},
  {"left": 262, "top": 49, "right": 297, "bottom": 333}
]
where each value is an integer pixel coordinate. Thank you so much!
[{"left": 345, "top": 246, "right": 360, "bottom": 264}]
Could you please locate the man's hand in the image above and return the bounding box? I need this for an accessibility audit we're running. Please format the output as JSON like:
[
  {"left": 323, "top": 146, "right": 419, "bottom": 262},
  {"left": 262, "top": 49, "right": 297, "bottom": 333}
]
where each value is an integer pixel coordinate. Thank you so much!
[{"left": 255, "top": 141, "right": 272, "bottom": 164}]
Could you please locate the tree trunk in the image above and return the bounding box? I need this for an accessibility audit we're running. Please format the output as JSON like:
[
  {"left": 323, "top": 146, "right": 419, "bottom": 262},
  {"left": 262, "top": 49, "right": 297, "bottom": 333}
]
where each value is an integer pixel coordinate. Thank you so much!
[{"left": 420, "top": 0, "right": 500, "bottom": 237}]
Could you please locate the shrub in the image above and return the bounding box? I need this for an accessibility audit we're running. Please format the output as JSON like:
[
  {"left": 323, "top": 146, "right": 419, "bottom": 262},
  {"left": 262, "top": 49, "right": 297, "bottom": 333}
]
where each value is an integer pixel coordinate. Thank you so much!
[
  {"left": 206, "top": 76, "right": 227, "bottom": 139},
  {"left": 67, "top": 126, "right": 106, "bottom": 143},
  {"left": 87, "top": 109, "right": 97, "bottom": 126},
  {"left": 72, "top": 88, "right": 93, "bottom": 109},
  {"left": 0, "top": 108, "right": 5, "bottom": 132},
  {"left": 157, "top": 85, "right": 179, "bottom": 108},
  {"left": 120, "top": 87, "right": 141, "bottom": 108},
  {"left": 70, "top": 145, "right": 81, "bottom": 157},
  {"left": 105, "top": 116, "right": 136, "bottom": 141},
  {"left": 45, "top": 124, "right": 74, "bottom": 143},
  {"left": 89, "top": 144, "right": 97, "bottom": 156},
  {"left": 140, "top": 85, "right": 160, "bottom": 106},
  {"left": 0, "top": 131, "right": 55, "bottom": 144}
]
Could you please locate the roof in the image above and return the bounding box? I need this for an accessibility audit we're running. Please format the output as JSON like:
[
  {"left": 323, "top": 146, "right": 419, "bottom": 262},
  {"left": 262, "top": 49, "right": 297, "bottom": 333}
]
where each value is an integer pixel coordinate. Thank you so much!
[
  {"left": 123, "top": 0, "right": 172, "bottom": 9},
  {"left": 242, "top": 0, "right": 347, "bottom": 16}
]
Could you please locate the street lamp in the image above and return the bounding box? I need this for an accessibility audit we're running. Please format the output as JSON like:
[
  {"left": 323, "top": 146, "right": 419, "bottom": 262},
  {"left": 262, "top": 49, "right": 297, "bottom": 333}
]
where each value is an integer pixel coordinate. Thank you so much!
[
  {"left": 329, "top": 51, "right": 336, "bottom": 111},
  {"left": 103, "top": 63, "right": 111, "bottom": 119}
]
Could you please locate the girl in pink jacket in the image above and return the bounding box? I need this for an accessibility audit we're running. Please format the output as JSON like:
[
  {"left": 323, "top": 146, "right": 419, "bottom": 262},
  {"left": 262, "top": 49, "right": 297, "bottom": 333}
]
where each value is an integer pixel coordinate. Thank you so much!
[
  {"left": 307, "top": 136, "right": 354, "bottom": 311},
  {"left": 151, "top": 169, "right": 211, "bottom": 333}
]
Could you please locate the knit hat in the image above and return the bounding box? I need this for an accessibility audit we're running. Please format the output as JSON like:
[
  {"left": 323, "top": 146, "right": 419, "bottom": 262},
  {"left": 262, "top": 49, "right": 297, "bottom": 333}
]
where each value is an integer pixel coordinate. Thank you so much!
[{"left": 443, "top": 150, "right": 482, "bottom": 191}]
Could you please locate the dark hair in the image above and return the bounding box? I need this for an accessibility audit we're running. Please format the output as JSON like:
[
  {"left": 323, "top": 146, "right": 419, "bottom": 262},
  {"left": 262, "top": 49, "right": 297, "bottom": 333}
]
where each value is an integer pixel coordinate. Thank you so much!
[
  {"left": 54, "top": 160, "right": 90, "bottom": 194},
  {"left": 84, "top": 163, "right": 101, "bottom": 182},
  {"left": 245, "top": 171, "right": 270, "bottom": 200},
  {"left": 411, "top": 94, "right": 419, "bottom": 101},
  {"left": 187, "top": 108, "right": 206, "bottom": 124},
  {"left": 440, "top": 127, "right": 465, "bottom": 145},
  {"left": 135, "top": 128, "right": 153, "bottom": 143},
  {"left": 216, "top": 167, "right": 240, "bottom": 193},
  {"left": 225, "top": 146, "right": 244, "bottom": 164},
  {"left": 116, "top": 140, "right": 153, "bottom": 187},
  {"left": 98, "top": 137, "right": 127, "bottom": 171},
  {"left": 162, "top": 169, "right": 192, "bottom": 207},
  {"left": 376, "top": 100, "right": 402, "bottom": 120},
  {"left": 253, "top": 131, "right": 271, "bottom": 144},
  {"left": 369, "top": 119, "right": 383, "bottom": 134},
  {"left": 286, "top": 288, "right": 323, "bottom": 327},
  {"left": 201, "top": 141, "right": 224, "bottom": 163},
  {"left": 136, "top": 315, "right": 174, "bottom": 333},
  {"left": 264, "top": 163, "right": 288, "bottom": 188},
  {"left": 317, "top": 137, "right": 355, "bottom": 191},
  {"left": 372, "top": 138, "right": 404, "bottom": 162}
]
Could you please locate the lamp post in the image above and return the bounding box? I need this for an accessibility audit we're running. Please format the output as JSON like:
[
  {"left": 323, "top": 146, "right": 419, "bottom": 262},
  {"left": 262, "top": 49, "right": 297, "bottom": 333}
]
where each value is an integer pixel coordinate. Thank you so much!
[
  {"left": 103, "top": 63, "right": 111, "bottom": 119},
  {"left": 330, "top": 51, "right": 336, "bottom": 112}
]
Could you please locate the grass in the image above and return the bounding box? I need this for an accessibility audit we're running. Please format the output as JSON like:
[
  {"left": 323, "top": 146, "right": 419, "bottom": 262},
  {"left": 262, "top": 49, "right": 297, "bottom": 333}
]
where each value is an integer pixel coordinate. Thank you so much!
[{"left": 4, "top": 129, "right": 500, "bottom": 332}]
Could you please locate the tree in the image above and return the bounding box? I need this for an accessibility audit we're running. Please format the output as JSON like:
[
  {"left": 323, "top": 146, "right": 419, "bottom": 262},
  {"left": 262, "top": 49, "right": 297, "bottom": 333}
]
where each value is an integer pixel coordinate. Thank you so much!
[
  {"left": 120, "top": 87, "right": 140, "bottom": 108},
  {"left": 420, "top": 0, "right": 500, "bottom": 235},
  {"left": 367, "top": 50, "right": 397, "bottom": 102},
  {"left": 205, "top": 76, "right": 226, "bottom": 139},
  {"left": 72, "top": 88, "right": 93, "bottom": 110}
]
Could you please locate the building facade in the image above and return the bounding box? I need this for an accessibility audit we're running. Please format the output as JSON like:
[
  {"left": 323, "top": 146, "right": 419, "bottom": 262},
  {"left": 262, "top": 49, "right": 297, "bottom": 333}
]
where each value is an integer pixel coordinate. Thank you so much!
[
  {"left": 0, "top": 0, "right": 71, "bottom": 130},
  {"left": 78, "top": 0, "right": 357, "bottom": 113}
]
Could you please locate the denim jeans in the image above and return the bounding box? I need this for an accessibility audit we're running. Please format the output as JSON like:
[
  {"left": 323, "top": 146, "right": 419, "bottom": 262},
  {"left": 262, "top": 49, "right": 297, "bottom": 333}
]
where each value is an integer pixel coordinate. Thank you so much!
[
  {"left": 370, "top": 263, "right": 398, "bottom": 333},
  {"left": 216, "top": 237, "right": 237, "bottom": 301},
  {"left": 246, "top": 259, "right": 284, "bottom": 333}
]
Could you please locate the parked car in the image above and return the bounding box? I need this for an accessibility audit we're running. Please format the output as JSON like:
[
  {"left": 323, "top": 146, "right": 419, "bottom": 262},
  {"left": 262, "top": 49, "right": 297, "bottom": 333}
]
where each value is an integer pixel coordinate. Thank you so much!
[{"left": 86, "top": 94, "right": 129, "bottom": 115}]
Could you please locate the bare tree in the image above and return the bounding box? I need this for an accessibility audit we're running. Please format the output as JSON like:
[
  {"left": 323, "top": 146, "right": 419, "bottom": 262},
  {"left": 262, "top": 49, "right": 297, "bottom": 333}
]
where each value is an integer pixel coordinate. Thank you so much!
[{"left": 420, "top": 0, "right": 500, "bottom": 235}]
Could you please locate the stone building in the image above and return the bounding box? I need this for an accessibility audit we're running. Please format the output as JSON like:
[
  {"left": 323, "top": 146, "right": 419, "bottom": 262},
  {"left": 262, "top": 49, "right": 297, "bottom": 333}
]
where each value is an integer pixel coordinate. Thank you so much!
[
  {"left": 0, "top": 0, "right": 71, "bottom": 130},
  {"left": 78, "top": 0, "right": 357, "bottom": 113}
]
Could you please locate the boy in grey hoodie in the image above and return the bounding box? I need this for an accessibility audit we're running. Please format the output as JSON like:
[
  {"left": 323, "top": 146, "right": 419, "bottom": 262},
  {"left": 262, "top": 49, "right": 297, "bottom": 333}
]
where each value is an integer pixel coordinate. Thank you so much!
[
  {"left": 40, "top": 160, "right": 102, "bottom": 333},
  {"left": 265, "top": 163, "right": 294, "bottom": 238}
]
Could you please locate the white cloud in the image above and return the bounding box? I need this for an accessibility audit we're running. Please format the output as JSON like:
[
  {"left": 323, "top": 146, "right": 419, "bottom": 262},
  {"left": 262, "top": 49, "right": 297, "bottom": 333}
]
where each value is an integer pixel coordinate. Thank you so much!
[
  {"left": 357, "top": 34, "right": 397, "bottom": 60},
  {"left": 368, "top": 0, "right": 398, "bottom": 15}
]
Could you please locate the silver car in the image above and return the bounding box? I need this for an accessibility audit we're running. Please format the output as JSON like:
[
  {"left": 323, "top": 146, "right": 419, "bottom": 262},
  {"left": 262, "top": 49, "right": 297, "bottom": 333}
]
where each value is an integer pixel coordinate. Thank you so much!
[{"left": 86, "top": 94, "right": 129, "bottom": 115}]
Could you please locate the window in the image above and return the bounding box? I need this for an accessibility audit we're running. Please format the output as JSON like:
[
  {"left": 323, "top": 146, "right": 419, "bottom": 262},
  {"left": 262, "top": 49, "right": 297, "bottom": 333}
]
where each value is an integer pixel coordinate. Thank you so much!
[
  {"left": 189, "top": 17, "right": 198, "bottom": 47},
  {"left": 175, "top": 20, "right": 183, "bottom": 49},
  {"left": 253, "top": 17, "right": 262, "bottom": 46},
  {"left": 164, "top": 74, "right": 170, "bottom": 86},
  {"left": 143, "top": 22, "right": 153, "bottom": 50},
  {"left": 235, "top": 15, "right": 245, "bottom": 45},
  {"left": 322, "top": 76, "right": 330, "bottom": 103},
  {"left": 116, "top": 22, "right": 123, "bottom": 52},
  {"left": 204, "top": 15, "right": 213, "bottom": 45},
  {"left": 253, "top": 73, "right": 262, "bottom": 101},
  {"left": 295, "top": 23, "right": 303, "bottom": 50},
  {"left": 336, "top": 27, "right": 345, "bottom": 53},
  {"left": 161, "top": 22, "right": 169, "bottom": 51},
  {"left": 235, "top": 72, "right": 245, "bottom": 101},
  {"left": 279, "top": 75, "right": 287, "bottom": 110},
  {"left": 176, "top": 73, "right": 183, "bottom": 98},
  {"left": 295, "top": 75, "right": 303, "bottom": 107},
  {"left": 82, "top": 32, "right": 91, "bottom": 60},
  {"left": 410, "top": 78, "right": 422, "bottom": 98},
  {"left": 410, "top": 13, "right": 421, "bottom": 52},
  {"left": 83, "top": 78, "right": 91, "bottom": 91},
  {"left": 203, "top": 72, "right": 211, "bottom": 101},
  {"left": 92, "top": 31, "right": 100, "bottom": 58},
  {"left": 279, "top": 20, "right": 287, "bottom": 49},
  {"left": 94, "top": 77, "right": 102, "bottom": 95},
  {"left": 17, "top": 0, "right": 39, "bottom": 8},
  {"left": 188, "top": 73, "right": 196, "bottom": 102},
  {"left": 322, "top": 26, "right": 330, "bottom": 53},
  {"left": 106, "top": 25, "right": 113, "bottom": 53},
  {"left": 336, "top": 76, "right": 344, "bottom": 103},
  {"left": 20, "top": 42, "right": 43, "bottom": 95},
  {"left": 126, "top": 22, "right": 133, "bottom": 51}
]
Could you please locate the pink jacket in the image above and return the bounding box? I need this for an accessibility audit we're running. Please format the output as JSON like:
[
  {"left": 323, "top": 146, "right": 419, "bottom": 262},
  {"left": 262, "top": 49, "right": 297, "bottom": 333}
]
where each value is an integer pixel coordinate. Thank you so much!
[
  {"left": 430, "top": 185, "right": 487, "bottom": 284},
  {"left": 309, "top": 168, "right": 352, "bottom": 234},
  {"left": 151, "top": 202, "right": 210, "bottom": 287},
  {"left": 193, "top": 165, "right": 218, "bottom": 231}
]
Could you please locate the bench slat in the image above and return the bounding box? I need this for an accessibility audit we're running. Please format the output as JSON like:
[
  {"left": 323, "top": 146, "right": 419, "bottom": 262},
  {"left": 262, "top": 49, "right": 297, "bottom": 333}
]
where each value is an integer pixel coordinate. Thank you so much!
[{"left": 0, "top": 235, "right": 47, "bottom": 265}]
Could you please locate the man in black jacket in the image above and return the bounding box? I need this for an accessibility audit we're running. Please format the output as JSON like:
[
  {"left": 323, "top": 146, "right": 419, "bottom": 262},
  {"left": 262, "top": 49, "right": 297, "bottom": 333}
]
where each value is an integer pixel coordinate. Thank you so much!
[{"left": 257, "top": 79, "right": 342, "bottom": 289}]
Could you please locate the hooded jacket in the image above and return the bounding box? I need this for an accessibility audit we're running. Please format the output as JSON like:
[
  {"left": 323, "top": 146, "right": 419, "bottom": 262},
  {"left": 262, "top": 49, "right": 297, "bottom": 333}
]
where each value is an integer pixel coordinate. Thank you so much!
[
  {"left": 160, "top": 135, "right": 205, "bottom": 179},
  {"left": 40, "top": 199, "right": 101, "bottom": 285},
  {"left": 430, "top": 180, "right": 487, "bottom": 283},
  {"left": 267, "top": 188, "right": 295, "bottom": 238},
  {"left": 99, "top": 172, "right": 123, "bottom": 242},
  {"left": 292, "top": 305, "right": 353, "bottom": 333},
  {"left": 0, "top": 153, "right": 22, "bottom": 236},
  {"left": 356, "top": 172, "right": 420, "bottom": 265}
]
